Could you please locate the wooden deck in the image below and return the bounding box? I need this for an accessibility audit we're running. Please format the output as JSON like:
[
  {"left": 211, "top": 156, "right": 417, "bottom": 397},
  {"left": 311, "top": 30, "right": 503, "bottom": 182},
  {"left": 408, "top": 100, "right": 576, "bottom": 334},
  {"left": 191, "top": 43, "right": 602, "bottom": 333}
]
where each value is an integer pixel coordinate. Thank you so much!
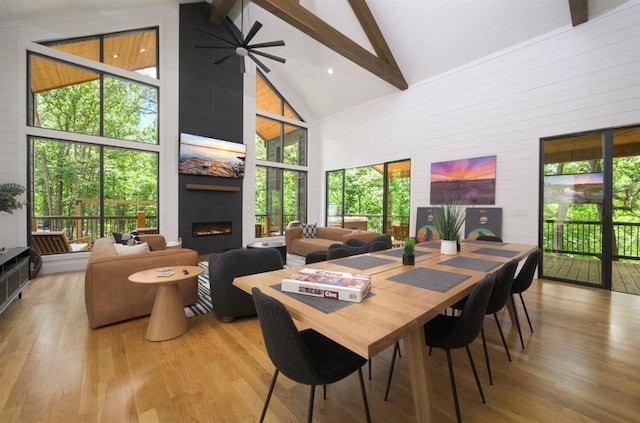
[{"left": 543, "top": 254, "right": 640, "bottom": 295}]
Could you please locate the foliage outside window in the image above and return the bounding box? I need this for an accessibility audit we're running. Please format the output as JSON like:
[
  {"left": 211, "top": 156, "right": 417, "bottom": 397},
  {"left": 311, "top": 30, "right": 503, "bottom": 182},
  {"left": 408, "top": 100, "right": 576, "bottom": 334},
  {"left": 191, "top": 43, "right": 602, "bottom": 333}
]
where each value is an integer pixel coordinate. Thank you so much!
[
  {"left": 27, "top": 27, "right": 160, "bottom": 253},
  {"left": 327, "top": 160, "right": 411, "bottom": 237},
  {"left": 255, "top": 72, "right": 307, "bottom": 237},
  {"left": 29, "top": 54, "right": 158, "bottom": 143}
]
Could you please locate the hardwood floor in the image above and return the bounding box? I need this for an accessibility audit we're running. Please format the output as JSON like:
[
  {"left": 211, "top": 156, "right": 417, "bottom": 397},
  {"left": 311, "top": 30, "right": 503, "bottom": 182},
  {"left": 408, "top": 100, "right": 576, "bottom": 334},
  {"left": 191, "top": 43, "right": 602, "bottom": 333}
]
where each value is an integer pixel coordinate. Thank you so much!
[{"left": 0, "top": 271, "right": 639, "bottom": 422}]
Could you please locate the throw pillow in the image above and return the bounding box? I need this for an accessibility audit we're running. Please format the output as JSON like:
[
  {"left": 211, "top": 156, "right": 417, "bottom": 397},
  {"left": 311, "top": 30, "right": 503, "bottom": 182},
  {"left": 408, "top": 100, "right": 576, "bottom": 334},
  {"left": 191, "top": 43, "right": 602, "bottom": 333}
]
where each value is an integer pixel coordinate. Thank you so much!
[
  {"left": 113, "top": 231, "right": 140, "bottom": 246},
  {"left": 114, "top": 242, "right": 150, "bottom": 256},
  {"left": 301, "top": 223, "right": 317, "bottom": 238}
]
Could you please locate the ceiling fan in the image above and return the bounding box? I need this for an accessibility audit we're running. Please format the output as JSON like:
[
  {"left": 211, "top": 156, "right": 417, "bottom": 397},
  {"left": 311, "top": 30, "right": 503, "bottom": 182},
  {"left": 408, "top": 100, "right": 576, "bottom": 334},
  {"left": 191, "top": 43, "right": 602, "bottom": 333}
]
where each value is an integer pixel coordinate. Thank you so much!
[{"left": 195, "top": 8, "right": 286, "bottom": 73}]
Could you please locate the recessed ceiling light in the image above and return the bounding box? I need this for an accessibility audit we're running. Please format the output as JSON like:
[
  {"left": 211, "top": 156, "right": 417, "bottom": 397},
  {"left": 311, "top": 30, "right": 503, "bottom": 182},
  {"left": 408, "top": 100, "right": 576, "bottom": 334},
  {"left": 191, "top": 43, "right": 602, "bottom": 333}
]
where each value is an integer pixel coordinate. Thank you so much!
[
  {"left": 327, "top": 68, "right": 334, "bottom": 75},
  {"left": 139, "top": 48, "right": 146, "bottom": 53},
  {"left": 111, "top": 54, "right": 119, "bottom": 59}
]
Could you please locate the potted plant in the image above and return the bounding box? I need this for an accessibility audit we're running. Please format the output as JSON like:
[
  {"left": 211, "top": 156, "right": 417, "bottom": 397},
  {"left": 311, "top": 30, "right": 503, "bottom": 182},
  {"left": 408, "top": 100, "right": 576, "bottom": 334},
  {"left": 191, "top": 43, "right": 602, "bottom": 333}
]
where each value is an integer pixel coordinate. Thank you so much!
[
  {"left": 432, "top": 196, "right": 466, "bottom": 255},
  {"left": 0, "top": 183, "right": 25, "bottom": 214},
  {"left": 403, "top": 237, "right": 416, "bottom": 265}
]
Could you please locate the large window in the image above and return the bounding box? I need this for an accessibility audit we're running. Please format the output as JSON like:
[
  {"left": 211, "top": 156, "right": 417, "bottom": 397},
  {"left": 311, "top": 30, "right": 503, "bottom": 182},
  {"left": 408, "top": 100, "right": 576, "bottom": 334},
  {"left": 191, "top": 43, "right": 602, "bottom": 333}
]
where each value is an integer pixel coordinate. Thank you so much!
[
  {"left": 327, "top": 160, "right": 411, "bottom": 239},
  {"left": 255, "top": 72, "right": 307, "bottom": 237},
  {"left": 27, "top": 28, "right": 160, "bottom": 254}
]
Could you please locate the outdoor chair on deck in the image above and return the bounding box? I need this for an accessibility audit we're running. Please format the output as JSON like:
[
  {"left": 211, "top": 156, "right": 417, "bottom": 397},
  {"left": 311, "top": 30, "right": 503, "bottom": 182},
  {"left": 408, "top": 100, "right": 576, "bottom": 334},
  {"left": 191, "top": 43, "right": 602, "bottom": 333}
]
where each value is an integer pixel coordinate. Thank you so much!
[{"left": 31, "top": 231, "right": 91, "bottom": 255}]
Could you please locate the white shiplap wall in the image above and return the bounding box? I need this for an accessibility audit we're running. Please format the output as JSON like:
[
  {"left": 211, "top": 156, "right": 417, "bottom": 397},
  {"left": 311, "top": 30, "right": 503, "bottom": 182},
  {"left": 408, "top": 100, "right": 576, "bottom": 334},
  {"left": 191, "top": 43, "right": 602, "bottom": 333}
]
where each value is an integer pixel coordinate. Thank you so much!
[
  {"left": 312, "top": 2, "right": 640, "bottom": 244},
  {"left": 0, "top": 6, "right": 181, "bottom": 272}
]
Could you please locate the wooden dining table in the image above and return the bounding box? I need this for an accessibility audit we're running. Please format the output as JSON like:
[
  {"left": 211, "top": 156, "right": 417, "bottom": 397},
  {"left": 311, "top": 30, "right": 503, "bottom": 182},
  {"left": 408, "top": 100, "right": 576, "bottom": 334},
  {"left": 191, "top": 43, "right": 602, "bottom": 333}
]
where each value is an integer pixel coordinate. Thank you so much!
[{"left": 234, "top": 239, "right": 537, "bottom": 423}]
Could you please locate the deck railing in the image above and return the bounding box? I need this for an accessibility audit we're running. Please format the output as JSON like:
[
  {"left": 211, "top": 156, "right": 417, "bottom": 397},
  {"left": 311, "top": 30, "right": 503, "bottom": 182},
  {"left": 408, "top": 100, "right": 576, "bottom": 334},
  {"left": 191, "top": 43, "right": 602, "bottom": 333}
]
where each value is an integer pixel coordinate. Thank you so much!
[
  {"left": 32, "top": 214, "right": 158, "bottom": 242},
  {"left": 543, "top": 220, "right": 640, "bottom": 260}
]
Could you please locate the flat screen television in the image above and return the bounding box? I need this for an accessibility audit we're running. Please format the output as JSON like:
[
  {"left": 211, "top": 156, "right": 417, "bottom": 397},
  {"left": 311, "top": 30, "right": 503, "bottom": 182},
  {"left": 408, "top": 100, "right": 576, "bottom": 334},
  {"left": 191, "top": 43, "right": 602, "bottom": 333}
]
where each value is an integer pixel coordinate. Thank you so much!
[{"left": 179, "top": 133, "right": 246, "bottom": 178}]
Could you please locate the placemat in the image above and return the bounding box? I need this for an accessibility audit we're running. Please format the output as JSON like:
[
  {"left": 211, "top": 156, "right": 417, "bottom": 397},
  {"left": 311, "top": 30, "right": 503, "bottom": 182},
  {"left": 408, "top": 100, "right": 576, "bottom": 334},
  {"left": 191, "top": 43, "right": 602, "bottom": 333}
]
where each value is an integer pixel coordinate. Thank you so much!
[
  {"left": 463, "top": 240, "right": 510, "bottom": 246},
  {"left": 419, "top": 242, "right": 441, "bottom": 249},
  {"left": 332, "top": 255, "right": 395, "bottom": 270},
  {"left": 378, "top": 248, "right": 431, "bottom": 258},
  {"left": 472, "top": 247, "right": 520, "bottom": 258},
  {"left": 389, "top": 268, "right": 470, "bottom": 292},
  {"left": 440, "top": 256, "right": 503, "bottom": 272},
  {"left": 271, "top": 284, "right": 372, "bottom": 314}
]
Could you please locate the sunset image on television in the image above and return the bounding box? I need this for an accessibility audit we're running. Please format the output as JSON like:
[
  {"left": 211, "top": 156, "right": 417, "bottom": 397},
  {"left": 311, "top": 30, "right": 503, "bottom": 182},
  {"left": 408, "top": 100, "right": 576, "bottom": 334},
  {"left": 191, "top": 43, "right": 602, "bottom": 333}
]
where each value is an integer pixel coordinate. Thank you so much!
[{"left": 430, "top": 155, "right": 496, "bottom": 205}]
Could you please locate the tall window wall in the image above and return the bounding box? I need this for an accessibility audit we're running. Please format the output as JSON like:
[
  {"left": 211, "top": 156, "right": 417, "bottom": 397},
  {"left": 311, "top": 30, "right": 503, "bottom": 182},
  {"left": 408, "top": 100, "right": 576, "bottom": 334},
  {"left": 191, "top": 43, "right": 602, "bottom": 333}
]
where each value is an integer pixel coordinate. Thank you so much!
[
  {"left": 255, "top": 72, "right": 307, "bottom": 237},
  {"left": 27, "top": 28, "right": 160, "bottom": 253}
]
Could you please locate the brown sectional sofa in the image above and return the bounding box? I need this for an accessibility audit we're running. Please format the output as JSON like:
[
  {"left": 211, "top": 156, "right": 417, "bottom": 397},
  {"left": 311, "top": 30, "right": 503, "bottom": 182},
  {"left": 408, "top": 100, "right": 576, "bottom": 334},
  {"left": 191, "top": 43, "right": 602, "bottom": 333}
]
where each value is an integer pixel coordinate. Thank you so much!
[
  {"left": 285, "top": 226, "right": 381, "bottom": 257},
  {"left": 84, "top": 235, "right": 199, "bottom": 328}
]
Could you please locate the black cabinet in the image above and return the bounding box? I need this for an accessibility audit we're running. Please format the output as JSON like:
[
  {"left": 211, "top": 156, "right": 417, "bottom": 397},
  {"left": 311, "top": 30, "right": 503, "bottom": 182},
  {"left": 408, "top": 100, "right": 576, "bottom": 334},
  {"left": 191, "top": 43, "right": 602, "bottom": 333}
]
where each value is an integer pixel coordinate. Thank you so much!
[{"left": 0, "top": 247, "right": 30, "bottom": 315}]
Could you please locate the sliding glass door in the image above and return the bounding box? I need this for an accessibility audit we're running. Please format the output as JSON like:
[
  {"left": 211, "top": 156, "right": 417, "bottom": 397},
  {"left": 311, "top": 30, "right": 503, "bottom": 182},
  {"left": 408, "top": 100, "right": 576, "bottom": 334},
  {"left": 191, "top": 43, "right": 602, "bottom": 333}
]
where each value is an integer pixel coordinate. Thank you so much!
[{"left": 541, "top": 125, "right": 640, "bottom": 294}]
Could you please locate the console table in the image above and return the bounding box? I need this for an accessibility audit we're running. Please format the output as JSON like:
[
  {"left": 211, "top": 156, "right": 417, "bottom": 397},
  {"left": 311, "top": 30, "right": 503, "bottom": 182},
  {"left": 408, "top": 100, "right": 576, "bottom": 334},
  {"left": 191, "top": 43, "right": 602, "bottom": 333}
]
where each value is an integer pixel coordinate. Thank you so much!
[{"left": 0, "top": 247, "right": 30, "bottom": 315}]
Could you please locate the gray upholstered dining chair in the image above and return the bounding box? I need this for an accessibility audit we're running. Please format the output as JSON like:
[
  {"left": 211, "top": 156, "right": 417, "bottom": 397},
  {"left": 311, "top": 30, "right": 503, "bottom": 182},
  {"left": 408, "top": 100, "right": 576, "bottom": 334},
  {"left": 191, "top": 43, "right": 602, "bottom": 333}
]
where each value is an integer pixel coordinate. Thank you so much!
[
  {"left": 384, "top": 274, "right": 496, "bottom": 423},
  {"left": 252, "top": 287, "right": 371, "bottom": 423},
  {"left": 511, "top": 248, "right": 542, "bottom": 348}
]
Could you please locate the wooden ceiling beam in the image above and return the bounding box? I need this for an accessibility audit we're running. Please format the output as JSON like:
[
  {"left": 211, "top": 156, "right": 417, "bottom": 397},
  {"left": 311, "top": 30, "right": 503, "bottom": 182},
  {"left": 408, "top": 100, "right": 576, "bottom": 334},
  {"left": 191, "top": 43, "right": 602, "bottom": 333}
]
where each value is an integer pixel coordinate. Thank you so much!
[
  {"left": 210, "top": 0, "right": 238, "bottom": 24},
  {"left": 568, "top": 0, "right": 588, "bottom": 26},
  {"left": 347, "top": 0, "right": 402, "bottom": 75},
  {"left": 250, "top": 0, "right": 408, "bottom": 90}
]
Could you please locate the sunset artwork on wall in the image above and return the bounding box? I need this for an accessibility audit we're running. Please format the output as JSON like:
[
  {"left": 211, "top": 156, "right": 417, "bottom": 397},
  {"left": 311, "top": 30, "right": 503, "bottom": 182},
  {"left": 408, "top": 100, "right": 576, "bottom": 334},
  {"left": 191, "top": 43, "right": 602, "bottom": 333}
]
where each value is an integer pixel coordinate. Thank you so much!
[{"left": 430, "top": 155, "right": 497, "bottom": 205}]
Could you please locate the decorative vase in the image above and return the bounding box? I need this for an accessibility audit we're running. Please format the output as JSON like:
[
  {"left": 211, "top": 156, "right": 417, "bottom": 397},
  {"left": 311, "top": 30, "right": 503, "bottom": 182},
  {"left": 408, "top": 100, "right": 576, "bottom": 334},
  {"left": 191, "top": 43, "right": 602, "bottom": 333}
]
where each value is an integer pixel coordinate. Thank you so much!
[
  {"left": 441, "top": 240, "right": 458, "bottom": 255},
  {"left": 402, "top": 254, "right": 415, "bottom": 265}
]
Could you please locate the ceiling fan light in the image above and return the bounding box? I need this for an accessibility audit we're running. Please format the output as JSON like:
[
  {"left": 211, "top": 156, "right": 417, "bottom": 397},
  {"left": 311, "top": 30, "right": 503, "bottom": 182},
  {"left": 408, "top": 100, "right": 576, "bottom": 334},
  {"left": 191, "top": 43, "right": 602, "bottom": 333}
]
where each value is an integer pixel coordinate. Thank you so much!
[{"left": 236, "top": 47, "right": 248, "bottom": 57}]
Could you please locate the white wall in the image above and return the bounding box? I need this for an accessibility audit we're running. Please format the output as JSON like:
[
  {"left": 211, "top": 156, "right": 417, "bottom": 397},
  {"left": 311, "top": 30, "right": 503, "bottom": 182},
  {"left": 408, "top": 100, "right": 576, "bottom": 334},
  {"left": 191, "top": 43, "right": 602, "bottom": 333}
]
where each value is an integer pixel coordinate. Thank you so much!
[
  {"left": 313, "top": 2, "right": 640, "bottom": 244},
  {"left": 0, "top": 5, "right": 181, "bottom": 273}
]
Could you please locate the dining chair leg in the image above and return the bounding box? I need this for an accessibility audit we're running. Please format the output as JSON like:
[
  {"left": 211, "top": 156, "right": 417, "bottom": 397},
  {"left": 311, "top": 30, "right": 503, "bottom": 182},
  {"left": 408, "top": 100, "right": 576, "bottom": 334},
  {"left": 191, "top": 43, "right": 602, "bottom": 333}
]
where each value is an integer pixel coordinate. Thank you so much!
[
  {"left": 511, "top": 295, "right": 525, "bottom": 349},
  {"left": 323, "top": 384, "right": 327, "bottom": 400},
  {"left": 493, "top": 313, "right": 512, "bottom": 362},
  {"left": 368, "top": 359, "right": 372, "bottom": 379},
  {"left": 308, "top": 385, "right": 316, "bottom": 423},
  {"left": 519, "top": 292, "right": 534, "bottom": 332},
  {"left": 465, "top": 345, "right": 486, "bottom": 404},
  {"left": 480, "top": 327, "right": 493, "bottom": 385},
  {"left": 259, "top": 369, "right": 279, "bottom": 423},
  {"left": 444, "top": 349, "right": 462, "bottom": 423},
  {"left": 357, "top": 367, "right": 372, "bottom": 423},
  {"left": 384, "top": 341, "right": 401, "bottom": 401}
]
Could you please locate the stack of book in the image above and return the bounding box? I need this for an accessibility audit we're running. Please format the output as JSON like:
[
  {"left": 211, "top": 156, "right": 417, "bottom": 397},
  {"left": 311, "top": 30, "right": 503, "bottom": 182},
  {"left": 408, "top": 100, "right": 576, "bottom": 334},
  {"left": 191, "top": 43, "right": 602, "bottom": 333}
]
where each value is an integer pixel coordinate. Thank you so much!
[{"left": 281, "top": 268, "right": 371, "bottom": 302}]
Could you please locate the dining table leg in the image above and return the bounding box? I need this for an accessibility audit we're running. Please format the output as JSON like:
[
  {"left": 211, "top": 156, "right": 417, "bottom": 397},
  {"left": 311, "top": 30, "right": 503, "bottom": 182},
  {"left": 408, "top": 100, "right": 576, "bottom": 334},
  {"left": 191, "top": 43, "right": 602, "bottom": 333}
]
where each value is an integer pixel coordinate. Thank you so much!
[{"left": 403, "top": 328, "right": 434, "bottom": 423}]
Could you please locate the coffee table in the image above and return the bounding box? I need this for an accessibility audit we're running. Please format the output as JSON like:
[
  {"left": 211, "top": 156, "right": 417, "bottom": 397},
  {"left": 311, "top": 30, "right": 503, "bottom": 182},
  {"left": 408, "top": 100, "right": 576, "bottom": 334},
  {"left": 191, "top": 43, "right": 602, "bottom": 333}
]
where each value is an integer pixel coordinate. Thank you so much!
[
  {"left": 247, "top": 241, "right": 287, "bottom": 265},
  {"left": 128, "top": 265, "right": 203, "bottom": 341}
]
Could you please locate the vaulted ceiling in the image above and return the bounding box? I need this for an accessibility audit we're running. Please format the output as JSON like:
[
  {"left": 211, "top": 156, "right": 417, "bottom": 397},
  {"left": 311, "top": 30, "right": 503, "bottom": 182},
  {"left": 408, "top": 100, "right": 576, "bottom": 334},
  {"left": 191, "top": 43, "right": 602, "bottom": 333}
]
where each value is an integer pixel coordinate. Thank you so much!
[{"left": 0, "top": 0, "right": 633, "bottom": 120}]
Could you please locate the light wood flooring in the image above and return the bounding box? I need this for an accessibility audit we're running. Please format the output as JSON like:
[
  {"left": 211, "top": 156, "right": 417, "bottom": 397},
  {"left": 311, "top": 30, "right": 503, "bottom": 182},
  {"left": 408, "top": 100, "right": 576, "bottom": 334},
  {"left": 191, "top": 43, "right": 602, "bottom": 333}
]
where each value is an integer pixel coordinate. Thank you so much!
[{"left": 0, "top": 271, "right": 639, "bottom": 422}]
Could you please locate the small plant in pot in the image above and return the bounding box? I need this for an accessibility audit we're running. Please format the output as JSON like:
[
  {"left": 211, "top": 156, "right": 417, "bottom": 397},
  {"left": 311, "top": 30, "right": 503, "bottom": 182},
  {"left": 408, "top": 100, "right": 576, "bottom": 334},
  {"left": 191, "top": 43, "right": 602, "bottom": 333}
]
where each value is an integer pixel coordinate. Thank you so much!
[
  {"left": 432, "top": 196, "right": 466, "bottom": 255},
  {"left": 403, "top": 237, "right": 416, "bottom": 265}
]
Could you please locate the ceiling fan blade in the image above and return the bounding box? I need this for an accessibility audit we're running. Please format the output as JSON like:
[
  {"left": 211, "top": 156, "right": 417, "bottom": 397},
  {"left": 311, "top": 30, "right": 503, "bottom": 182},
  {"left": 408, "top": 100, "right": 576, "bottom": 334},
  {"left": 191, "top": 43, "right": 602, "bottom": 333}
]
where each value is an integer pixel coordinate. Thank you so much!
[
  {"left": 243, "top": 21, "right": 263, "bottom": 45},
  {"left": 195, "top": 45, "right": 236, "bottom": 50},
  {"left": 194, "top": 26, "right": 237, "bottom": 47},
  {"left": 222, "top": 16, "right": 244, "bottom": 45},
  {"left": 214, "top": 53, "right": 235, "bottom": 65},
  {"left": 247, "top": 40, "right": 285, "bottom": 49},
  {"left": 250, "top": 49, "right": 286, "bottom": 64},
  {"left": 248, "top": 51, "right": 271, "bottom": 73}
]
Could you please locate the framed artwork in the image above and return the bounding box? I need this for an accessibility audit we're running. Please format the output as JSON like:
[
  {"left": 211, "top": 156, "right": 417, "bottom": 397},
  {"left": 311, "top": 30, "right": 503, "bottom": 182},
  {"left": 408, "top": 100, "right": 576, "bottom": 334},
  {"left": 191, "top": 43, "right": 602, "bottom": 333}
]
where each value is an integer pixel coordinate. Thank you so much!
[
  {"left": 415, "top": 207, "right": 442, "bottom": 242},
  {"left": 465, "top": 207, "right": 502, "bottom": 240},
  {"left": 430, "top": 155, "right": 496, "bottom": 205}
]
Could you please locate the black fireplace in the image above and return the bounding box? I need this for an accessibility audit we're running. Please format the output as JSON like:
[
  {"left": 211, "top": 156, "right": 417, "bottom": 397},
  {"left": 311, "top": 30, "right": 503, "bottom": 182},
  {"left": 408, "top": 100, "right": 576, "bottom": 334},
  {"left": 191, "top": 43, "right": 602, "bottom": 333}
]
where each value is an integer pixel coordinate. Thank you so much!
[{"left": 192, "top": 221, "right": 232, "bottom": 237}]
